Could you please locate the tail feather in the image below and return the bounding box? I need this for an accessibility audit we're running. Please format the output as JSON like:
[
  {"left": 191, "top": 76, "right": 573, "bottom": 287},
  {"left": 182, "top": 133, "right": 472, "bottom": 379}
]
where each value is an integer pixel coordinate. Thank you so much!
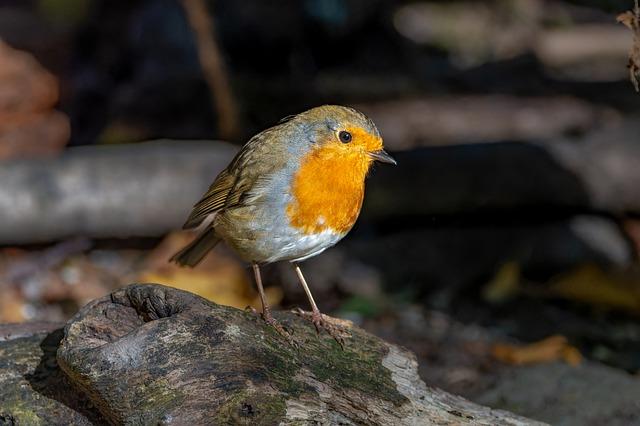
[{"left": 170, "top": 228, "right": 221, "bottom": 267}]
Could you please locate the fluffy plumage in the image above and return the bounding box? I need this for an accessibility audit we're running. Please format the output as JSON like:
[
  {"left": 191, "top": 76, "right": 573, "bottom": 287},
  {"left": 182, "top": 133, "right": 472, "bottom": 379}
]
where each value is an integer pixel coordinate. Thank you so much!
[{"left": 172, "top": 105, "right": 389, "bottom": 266}]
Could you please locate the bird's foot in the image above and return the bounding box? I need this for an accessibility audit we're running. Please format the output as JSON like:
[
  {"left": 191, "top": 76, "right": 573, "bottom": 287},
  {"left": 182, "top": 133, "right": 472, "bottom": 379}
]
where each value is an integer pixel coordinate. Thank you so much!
[
  {"left": 246, "top": 305, "right": 299, "bottom": 348},
  {"left": 293, "top": 308, "right": 350, "bottom": 348}
]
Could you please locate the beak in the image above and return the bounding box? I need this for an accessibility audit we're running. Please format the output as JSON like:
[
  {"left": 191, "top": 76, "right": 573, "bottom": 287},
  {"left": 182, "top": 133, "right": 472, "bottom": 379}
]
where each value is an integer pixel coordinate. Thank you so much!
[{"left": 368, "top": 149, "right": 397, "bottom": 165}]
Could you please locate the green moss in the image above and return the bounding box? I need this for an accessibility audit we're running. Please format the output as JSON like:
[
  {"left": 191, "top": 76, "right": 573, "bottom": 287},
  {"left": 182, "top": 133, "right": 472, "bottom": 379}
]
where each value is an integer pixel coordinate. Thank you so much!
[
  {"left": 236, "top": 310, "right": 407, "bottom": 407},
  {"left": 214, "top": 389, "right": 286, "bottom": 426},
  {"left": 138, "top": 380, "right": 184, "bottom": 416},
  {"left": 305, "top": 333, "right": 406, "bottom": 405},
  {"left": 96, "top": 377, "right": 185, "bottom": 425},
  {"left": 0, "top": 335, "right": 91, "bottom": 425},
  {"left": 0, "top": 403, "right": 45, "bottom": 426},
  {"left": 242, "top": 337, "right": 309, "bottom": 397},
  {"left": 0, "top": 337, "right": 46, "bottom": 426},
  {"left": 0, "top": 336, "right": 43, "bottom": 369}
]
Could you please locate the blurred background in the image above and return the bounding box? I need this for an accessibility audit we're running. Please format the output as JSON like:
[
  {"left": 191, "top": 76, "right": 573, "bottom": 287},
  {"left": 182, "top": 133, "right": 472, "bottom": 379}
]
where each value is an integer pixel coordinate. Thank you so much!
[{"left": 1, "top": 0, "right": 640, "bottom": 423}]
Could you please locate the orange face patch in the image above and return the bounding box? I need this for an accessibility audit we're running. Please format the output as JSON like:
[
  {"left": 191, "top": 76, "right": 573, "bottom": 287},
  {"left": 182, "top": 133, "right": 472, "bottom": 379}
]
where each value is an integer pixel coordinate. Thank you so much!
[
  {"left": 286, "top": 131, "right": 377, "bottom": 235},
  {"left": 343, "top": 126, "right": 384, "bottom": 153}
]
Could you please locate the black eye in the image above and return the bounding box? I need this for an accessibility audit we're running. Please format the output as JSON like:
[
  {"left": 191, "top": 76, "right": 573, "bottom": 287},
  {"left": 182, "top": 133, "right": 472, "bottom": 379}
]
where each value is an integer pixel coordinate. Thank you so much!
[{"left": 338, "top": 131, "right": 352, "bottom": 143}]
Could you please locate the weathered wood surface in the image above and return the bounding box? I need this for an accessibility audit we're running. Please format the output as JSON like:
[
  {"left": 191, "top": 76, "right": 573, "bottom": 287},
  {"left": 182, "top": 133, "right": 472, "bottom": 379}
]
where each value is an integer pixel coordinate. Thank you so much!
[
  {"left": 0, "top": 322, "right": 99, "bottom": 425},
  {"left": 0, "top": 118, "right": 639, "bottom": 244},
  {"left": 0, "top": 284, "right": 542, "bottom": 425}
]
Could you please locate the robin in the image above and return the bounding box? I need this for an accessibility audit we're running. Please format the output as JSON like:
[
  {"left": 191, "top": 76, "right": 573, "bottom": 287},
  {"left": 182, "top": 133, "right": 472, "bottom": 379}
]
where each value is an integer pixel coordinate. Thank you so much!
[{"left": 170, "top": 105, "right": 395, "bottom": 344}]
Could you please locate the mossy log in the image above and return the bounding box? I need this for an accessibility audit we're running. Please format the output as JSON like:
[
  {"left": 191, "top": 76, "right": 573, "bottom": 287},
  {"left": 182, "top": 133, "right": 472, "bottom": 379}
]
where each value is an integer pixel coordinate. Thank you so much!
[
  {"left": 0, "top": 322, "right": 99, "bottom": 425},
  {"left": 1, "top": 284, "right": 542, "bottom": 425}
]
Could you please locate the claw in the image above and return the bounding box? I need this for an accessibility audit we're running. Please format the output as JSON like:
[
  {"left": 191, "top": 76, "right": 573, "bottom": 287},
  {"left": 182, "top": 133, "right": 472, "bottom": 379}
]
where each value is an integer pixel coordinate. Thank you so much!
[
  {"left": 248, "top": 306, "right": 299, "bottom": 348},
  {"left": 264, "top": 314, "right": 300, "bottom": 348},
  {"left": 293, "top": 308, "right": 350, "bottom": 348}
]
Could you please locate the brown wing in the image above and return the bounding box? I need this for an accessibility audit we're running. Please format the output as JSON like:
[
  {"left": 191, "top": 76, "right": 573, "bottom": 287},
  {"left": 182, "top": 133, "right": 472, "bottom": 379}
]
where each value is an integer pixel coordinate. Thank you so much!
[
  {"left": 182, "top": 168, "right": 235, "bottom": 229},
  {"left": 182, "top": 126, "right": 286, "bottom": 229}
]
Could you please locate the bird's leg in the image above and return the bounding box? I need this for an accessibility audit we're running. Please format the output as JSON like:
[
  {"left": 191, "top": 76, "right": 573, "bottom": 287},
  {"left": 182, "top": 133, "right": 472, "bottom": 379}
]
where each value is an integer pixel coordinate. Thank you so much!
[
  {"left": 252, "top": 263, "right": 275, "bottom": 322},
  {"left": 251, "top": 263, "right": 295, "bottom": 344},
  {"left": 292, "top": 263, "right": 350, "bottom": 347}
]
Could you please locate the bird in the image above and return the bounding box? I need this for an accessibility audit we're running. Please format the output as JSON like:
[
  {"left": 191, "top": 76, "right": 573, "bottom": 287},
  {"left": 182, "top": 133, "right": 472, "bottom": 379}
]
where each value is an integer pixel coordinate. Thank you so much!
[{"left": 170, "top": 105, "right": 396, "bottom": 345}]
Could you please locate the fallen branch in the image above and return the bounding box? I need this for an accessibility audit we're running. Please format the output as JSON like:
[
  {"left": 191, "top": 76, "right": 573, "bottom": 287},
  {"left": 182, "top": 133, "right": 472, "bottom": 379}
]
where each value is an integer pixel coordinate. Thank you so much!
[
  {"left": 0, "top": 140, "right": 237, "bottom": 244},
  {"left": 358, "top": 96, "right": 614, "bottom": 149}
]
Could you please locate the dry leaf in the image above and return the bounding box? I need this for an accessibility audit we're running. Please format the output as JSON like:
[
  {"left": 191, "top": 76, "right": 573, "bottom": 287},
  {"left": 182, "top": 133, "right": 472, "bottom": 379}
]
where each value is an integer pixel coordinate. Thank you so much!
[
  {"left": 617, "top": 1, "right": 640, "bottom": 91},
  {"left": 0, "top": 40, "right": 69, "bottom": 159},
  {"left": 623, "top": 219, "right": 640, "bottom": 254},
  {"left": 249, "top": 286, "right": 284, "bottom": 312},
  {"left": 140, "top": 267, "right": 257, "bottom": 310},
  {"left": 493, "top": 335, "right": 582, "bottom": 366},
  {"left": 139, "top": 232, "right": 283, "bottom": 310},
  {"left": 0, "top": 287, "right": 27, "bottom": 323},
  {"left": 546, "top": 264, "right": 640, "bottom": 314},
  {"left": 0, "top": 40, "right": 59, "bottom": 113},
  {"left": 0, "top": 110, "right": 70, "bottom": 160},
  {"left": 482, "top": 261, "right": 520, "bottom": 304},
  {"left": 618, "top": 11, "right": 636, "bottom": 30}
]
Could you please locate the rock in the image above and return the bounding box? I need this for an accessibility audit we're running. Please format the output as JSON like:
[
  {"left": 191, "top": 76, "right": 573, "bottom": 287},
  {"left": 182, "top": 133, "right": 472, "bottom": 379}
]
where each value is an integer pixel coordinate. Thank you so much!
[{"left": 475, "top": 362, "right": 640, "bottom": 426}]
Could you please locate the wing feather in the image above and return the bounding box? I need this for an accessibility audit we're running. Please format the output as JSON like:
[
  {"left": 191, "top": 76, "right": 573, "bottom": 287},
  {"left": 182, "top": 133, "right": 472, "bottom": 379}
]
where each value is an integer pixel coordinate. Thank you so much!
[
  {"left": 182, "top": 169, "right": 235, "bottom": 228},
  {"left": 182, "top": 126, "right": 288, "bottom": 229}
]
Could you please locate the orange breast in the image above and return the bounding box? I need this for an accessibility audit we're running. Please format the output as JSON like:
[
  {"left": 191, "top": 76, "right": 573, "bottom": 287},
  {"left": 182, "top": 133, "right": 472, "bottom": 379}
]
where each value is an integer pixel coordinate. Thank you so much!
[{"left": 286, "top": 144, "right": 371, "bottom": 235}]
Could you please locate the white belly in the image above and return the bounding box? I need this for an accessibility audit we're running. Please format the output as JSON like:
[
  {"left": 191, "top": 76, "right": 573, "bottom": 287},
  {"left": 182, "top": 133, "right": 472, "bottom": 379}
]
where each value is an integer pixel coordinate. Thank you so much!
[
  {"left": 214, "top": 206, "right": 347, "bottom": 264},
  {"left": 262, "top": 228, "right": 345, "bottom": 263}
]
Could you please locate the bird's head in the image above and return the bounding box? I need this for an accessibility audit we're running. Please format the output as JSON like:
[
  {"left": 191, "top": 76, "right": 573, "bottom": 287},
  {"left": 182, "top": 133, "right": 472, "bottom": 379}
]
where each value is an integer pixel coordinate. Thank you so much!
[{"left": 287, "top": 105, "right": 396, "bottom": 169}]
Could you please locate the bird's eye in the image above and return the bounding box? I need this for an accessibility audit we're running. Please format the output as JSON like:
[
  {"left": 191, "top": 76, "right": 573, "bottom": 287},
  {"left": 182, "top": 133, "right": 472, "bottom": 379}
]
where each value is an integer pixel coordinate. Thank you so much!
[{"left": 338, "top": 131, "right": 352, "bottom": 143}]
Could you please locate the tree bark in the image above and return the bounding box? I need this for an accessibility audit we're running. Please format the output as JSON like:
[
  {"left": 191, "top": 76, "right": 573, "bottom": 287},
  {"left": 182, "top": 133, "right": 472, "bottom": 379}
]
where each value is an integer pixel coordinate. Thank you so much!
[
  {"left": 0, "top": 284, "right": 542, "bottom": 425},
  {"left": 0, "top": 322, "right": 100, "bottom": 425}
]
